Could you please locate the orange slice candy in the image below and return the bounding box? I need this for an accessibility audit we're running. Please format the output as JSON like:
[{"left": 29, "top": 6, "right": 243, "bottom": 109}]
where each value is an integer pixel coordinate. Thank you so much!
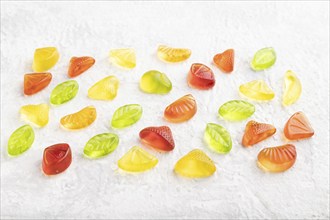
[
  {"left": 164, "top": 94, "right": 197, "bottom": 123},
  {"left": 68, "top": 56, "right": 95, "bottom": 78},
  {"left": 24, "top": 73, "right": 52, "bottom": 95},
  {"left": 284, "top": 112, "right": 314, "bottom": 140},
  {"left": 60, "top": 106, "right": 97, "bottom": 130},
  {"left": 213, "top": 49, "right": 234, "bottom": 73},
  {"left": 242, "top": 120, "right": 276, "bottom": 147}
]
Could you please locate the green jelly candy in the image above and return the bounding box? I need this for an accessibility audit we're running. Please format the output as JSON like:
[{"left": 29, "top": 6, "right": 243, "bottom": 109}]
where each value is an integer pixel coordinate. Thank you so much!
[
  {"left": 50, "top": 80, "right": 79, "bottom": 105},
  {"left": 140, "top": 70, "right": 172, "bottom": 94},
  {"left": 218, "top": 100, "right": 255, "bottom": 121},
  {"left": 84, "top": 133, "right": 119, "bottom": 158},
  {"left": 251, "top": 47, "right": 276, "bottom": 71},
  {"left": 204, "top": 123, "right": 232, "bottom": 154},
  {"left": 7, "top": 125, "right": 35, "bottom": 156},
  {"left": 111, "top": 104, "right": 143, "bottom": 129}
]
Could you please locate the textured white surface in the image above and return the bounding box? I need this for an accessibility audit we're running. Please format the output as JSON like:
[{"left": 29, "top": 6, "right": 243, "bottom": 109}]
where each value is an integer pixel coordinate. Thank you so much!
[{"left": 1, "top": 1, "right": 329, "bottom": 219}]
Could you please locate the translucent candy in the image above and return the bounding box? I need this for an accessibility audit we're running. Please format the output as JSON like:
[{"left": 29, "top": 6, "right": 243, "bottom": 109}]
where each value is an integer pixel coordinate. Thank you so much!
[
  {"left": 239, "top": 80, "right": 275, "bottom": 101},
  {"left": 84, "top": 133, "right": 119, "bottom": 158},
  {"left": 24, "top": 73, "right": 52, "bottom": 95},
  {"left": 42, "top": 143, "right": 72, "bottom": 175},
  {"left": 140, "top": 70, "right": 172, "bottom": 94},
  {"left": 250, "top": 47, "right": 276, "bottom": 71},
  {"left": 187, "top": 63, "right": 215, "bottom": 90},
  {"left": 218, "top": 100, "right": 255, "bottom": 121},
  {"left": 68, "top": 56, "right": 95, "bottom": 78},
  {"left": 7, "top": 125, "right": 34, "bottom": 156},
  {"left": 88, "top": 76, "right": 119, "bottom": 100},
  {"left": 60, "top": 106, "right": 96, "bottom": 130},
  {"left": 282, "top": 70, "right": 302, "bottom": 106},
  {"left": 164, "top": 94, "right": 197, "bottom": 123},
  {"left": 257, "top": 144, "right": 296, "bottom": 172},
  {"left": 157, "top": 45, "right": 191, "bottom": 63},
  {"left": 109, "top": 48, "right": 136, "bottom": 69},
  {"left": 242, "top": 120, "right": 276, "bottom": 147},
  {"left": 174, "top": 149, "right": 216, "bottom": 178},
  {"left": 50, "top": 80, "right": 79, "bottom": 105},
  {"left": 118, "top": 146, "right": 158, "bottom": 172},
  {"left": 204, "top": 123, "right": 232, "bottom": 154},
  {"left": 284, "top": 112, "right": 314, "bottom": 140},
  {"left": 111, "top": 104, "right": 142, "bottom": 129},
  {"left": 33, "top": 47, "right": 59, "bottom": 72},
  {"left": 213, "top": 49, "right": 234, "bottom": 73},
  {"left": 20, "top": 104, "right": 50, "bottom": 127},
  {"left": 139, "top": 126, "right": 175, "bottom": 151}
]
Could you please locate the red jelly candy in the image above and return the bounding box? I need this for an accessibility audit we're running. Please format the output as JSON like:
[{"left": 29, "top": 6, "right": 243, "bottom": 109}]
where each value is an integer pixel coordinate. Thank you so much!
[
  {"left": 24, "top": 72, "right": 52, "bottom": 95},
  {"left": 42, "top": 143, "right": 72, "bottom": 175},
  {"left": 187, "top": 63, "right": 215, "bottom": 90},
  {"left": 139, "top": 126, "right": 175, "bottom": 151},
  {"left": 68, "top": 56, "right": 95, "bottom": 78},
  {"left": 213, "top": 49, "right": 234, "bottom": 73},
  {"left": 242, "top": 120, "right": 276, "bottom": 147}
]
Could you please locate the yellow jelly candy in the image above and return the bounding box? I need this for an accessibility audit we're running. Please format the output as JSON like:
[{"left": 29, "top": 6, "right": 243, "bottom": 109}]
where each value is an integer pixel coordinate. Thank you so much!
[
  {"left": 282, "top": 70, "right": 302, "bottom": 106},
  {"left": 157, "top": 45, "right": 191, "bottom": 63},
  {"left": 118, "top": 146, "right": 158, "bottom": 172},
  {"left": 140, "top": 70, "right": 172, "bottom": 94},
  {"left": 20, "top": 104, "right": 50, "bottom": 127},
  {"left": 109, "top": 48, "right": 136, "bottom": 69},
  {"left": 88, "top": 76, "right": 119, "bottom": 100},
  {"left": 239, "top": 80, "right": 275, "bottom": 101},
  {"left": 33, "top": 47, "right": 59, "bottom": 72},
  {"left": 60, "top": 106, "right": 96, "bottom": 130}
]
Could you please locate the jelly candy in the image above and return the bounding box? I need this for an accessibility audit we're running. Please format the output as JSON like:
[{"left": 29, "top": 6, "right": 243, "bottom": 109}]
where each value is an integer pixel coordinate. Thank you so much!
[
  {"left": 84, "top": 133, "right": 119, "bottom": 158},
  {"left": 282, "top": 70, "right": 302, "bottom": 106},
  {"left": 109, "top": 48, "right": 136, "bottom": 69},
  {"left": 204, "top": 123, "right": 232, "bottom": 154},
  {"left": 187, "top": 63, "right": 215, "bottom": 90},
  {"left": 251, "top": 47, "right": 276, "bottom": 71},
  {"left": 42, "top": 143, "right": 72, "bottom": 175},
  {"left": 157, "top": 45, "right": 191, "bottom": 63},
  {"left": 174, "top": 149, "right": 216, "bottom": 178},
  {"left": 88, "top": 76, "right": 119, "bottom": 101},
  {"left": 242, "top": 120, "right": 276, "bottom": 147},
  {"left": 50, "top": 80, "right": 79, "bottom": 105},
  {"left": 111, "top": 104, "right": 142, "bottom": 129},
  {"left": 218, "top": 100, "right": 255, "bottom": 121},
  {"left": 7, "top": 125, "right": 34, "bottom": 156},
  {"left": 68, "top": 56, "right": 95, "bottom": 78},
  {"left": 20, "top": 104, "right": 50, "bottom": 127},
  {"left": 164, "top": 94, "right": 197, "bottom": 123},
  {"left": 239, "top": 80, "right": 275, "bottom": 101},
  {"left": 118, "top": 146, "right": 158, "bottom": 172},
  {"left": 213, "top": 49, "right": 234, "bottom": 73},
  {"left": 284, "top": 112, "right": 314, "bottom": 140},
  {"left": 257, "top": 144, "right": 296, "bottom": 172},
  {"left": 33, "top": 47, "right": 59, "bottom": 72},
  {"left": 24, "top": 73, "right": 52, "bottom": 95},
  {"left": 139, "top": 126, "right": 175, "bottom": 151},
  {"left": 60, "top": 106, "right": 96, "bottom": 130},
  {"left": 140, "top": 70, "right": 172, "bottom": 94}
]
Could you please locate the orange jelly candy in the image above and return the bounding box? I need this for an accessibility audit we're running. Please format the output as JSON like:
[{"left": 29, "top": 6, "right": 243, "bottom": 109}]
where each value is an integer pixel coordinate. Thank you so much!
[
  {"left": 242, "top": 120, "right": 276, "bottom": 147},
  {"left": 257, "top": 144, "right": 296, "bottom": 172},
  {"left": 68, "top": 56, "right": 95, "bottom": 78},
  {"left": 187, "top": 63, "right": 215, "bottom": 90},
  {"left": 24, "top": 73, "right": 52, "bottom": 95},
  {"left": 164, "top": 94, "right": 197, "bottom": 123},
  {"left": 284, "top": 111, "right": 314, "bottom": 140},
  {"left": 139, "top": 126, "right": 175, "bottom": 151},
  {"left": 213, "top": 49, "right": 234, "bottom": 73},
  {"left": 42, "top": 143, "right": 72, "bottom": 175}
]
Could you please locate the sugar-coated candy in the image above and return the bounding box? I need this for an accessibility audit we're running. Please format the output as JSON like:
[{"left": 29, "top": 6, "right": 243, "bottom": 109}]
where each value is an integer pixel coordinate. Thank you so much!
[
  {"left": 139, "top": 126, "right": 175, "bottom": 152},
  {"left": 239, "top": 80, "right": 275, "bottom": 101},
  {"left": 50, "top": 80, "right": 79, "bottom": 105},
  {"left": 213, "top": 49, "right": 234, "bottom": 73},
  {"left": 20, "top": 104, "right": 50, "bottom": 127},
  {"left": 24, "top": 73, "right": 52, "bottom": 95},
  {"left": 7, "top": 125, "right": 34, "bottom": 156},
  {"left": 109, "top": 48, "right": 136, "bottom": 69},
  {"left": 157, "top": 45, "right": 191, "bottom": 63},
  {"left": 218, "top": 100, "right": 255, "bottom": 121},
  {"left": 242, "top": 120, "right": 276, "bottom": 147},
  {"left": 164, "top": 94, "right": 197, "bottom": 123},
  {"left": 68, "top": 56, "right": 95, "bottom": 78},
  {"left": 111, "top": 104, "right": 142, "bottom": 129},
  {"left": 33, "top": 47, "right": 59, "bottom": 72},
  {"left": 88, "top": 76, "right": 119, "bottom": 101},
  {"left": 204, "top": 123, "right": 232, "bottom": 154},
  {"left": 140, "top": 70, "right": 172, "bottom": 94},
  {"left": 84, "top": 133, "right": 119, "bottom": 159},
  {"left": 282, "top": 70, "right": 302, "bottom": 106},
  {"left": 60, "top": 106, "right": 96, "bottom": 130},
  {"left": 284, "top": 112, "right": 314, "bottom": 140},
  {"left": 42, "top": 143, "right": 72, "bottom": 175},
  {"left": 187, "top": 63, "right": 215, "bottom": 90},
  {"left": 257, "top": 144, "right": 296, "bottom": 172},
  {"left": 174, "top": 149, "right": 216, "bottom": 178},
  {"left": 251, "top": 47, "right": 276, "bottom": 71},
  {"left": 118, "top": 146, "right": 158, "bottom": 172}
]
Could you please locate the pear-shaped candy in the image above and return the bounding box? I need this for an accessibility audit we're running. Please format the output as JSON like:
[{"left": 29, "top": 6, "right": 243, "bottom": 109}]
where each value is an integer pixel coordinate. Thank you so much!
[
  {"left": 282, "top": 70, "right": 302, "bottom": 106},
  {"left": 111, "top": 104, "right": 143, "bottom": 129},
  {"left": 157, "top": 45, "right": 191, "bottom": 63},
  {"left": 218, "top": 100, "right": 255, "bottom": 121},
  {"left": 204, "top": 123, "right": 232, "bottom": 154},
  {"left": 60, "top": 106, "right": 96, "bottom": 130},
  {"left": 239, "top": 80, "right": 275, "bottom": 101},
  {"left": 20, "top": 104, "right": 50, "bottom": 127},
  {"left": 251, "top": 47, "right": 276, "bottom": 71},
  {"left": 7, "top": 125, "right": 34, "bottom": 156},
  {"left": 140, "top": 70, "right": 172, "bottom": 94},
  {"left": 109, "top": 48, "right": 136, "bottom": 69},
  {"left": 84, "top": 133, "right": 119, "bottom": 158},
  {"left": 88, "top": 76, "right": 119, "bottom": 100},
  {"left": 33, "top": 47, "right": 59, "bottom": 72},
  {"left": 50, "top": 80, "right": 79, "bottom": 105},
  {"left": 24, "top": 73, "right": 52, "bottom": 95}
]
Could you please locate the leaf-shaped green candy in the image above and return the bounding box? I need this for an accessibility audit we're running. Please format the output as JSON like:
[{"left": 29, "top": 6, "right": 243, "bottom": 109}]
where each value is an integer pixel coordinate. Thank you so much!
[
  {"left": 204, "top": 123, "right": 232, "bottom": 154},
  {"left": 111, "top": 104, "right": 143, "bottom": 129},
  {"left": 7, "top": 125, "right": 35, "bottom": 156},
  {"left": 218, "top": 100, "right": 255, "bottom": 121},
  {"left": 251, "top": 47, "right": 276, "bottom": 71},
  {"left": 84, "top": 133, "right": 119, "bottom": 158},
  {"left": 140, "top": 70, "right": 172, "bottom": 94},
  {"left": 50, "top": 80, "right": 79, "bottom": 105}
]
